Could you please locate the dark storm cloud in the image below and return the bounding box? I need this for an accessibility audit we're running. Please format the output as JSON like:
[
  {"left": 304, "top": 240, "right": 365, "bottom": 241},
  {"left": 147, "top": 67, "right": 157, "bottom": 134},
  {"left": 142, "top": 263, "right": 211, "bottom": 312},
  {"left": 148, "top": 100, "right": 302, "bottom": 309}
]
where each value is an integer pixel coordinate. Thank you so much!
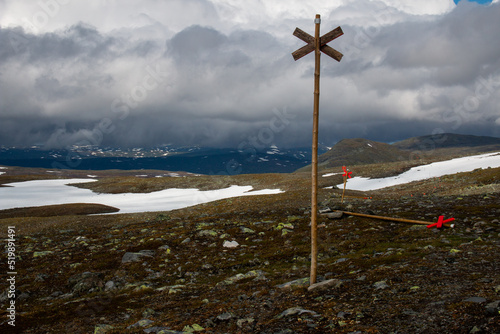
[
  {"left": 381, "top": 3, "right": 500, "bottom": 86},
  {"left": 0, "top": 1, "right": 499, "bottom": 150}
]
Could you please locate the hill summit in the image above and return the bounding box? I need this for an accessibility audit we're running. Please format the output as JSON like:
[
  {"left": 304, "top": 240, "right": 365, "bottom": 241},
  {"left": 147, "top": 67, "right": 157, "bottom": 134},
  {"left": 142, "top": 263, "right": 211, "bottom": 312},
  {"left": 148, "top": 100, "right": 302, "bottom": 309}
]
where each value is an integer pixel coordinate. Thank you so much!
[
  {"left": 298, "top": 133, "right": 500, "bottom": 171},
  {"left": 316, "top": 138, "right": 409, "bottom": 169}
]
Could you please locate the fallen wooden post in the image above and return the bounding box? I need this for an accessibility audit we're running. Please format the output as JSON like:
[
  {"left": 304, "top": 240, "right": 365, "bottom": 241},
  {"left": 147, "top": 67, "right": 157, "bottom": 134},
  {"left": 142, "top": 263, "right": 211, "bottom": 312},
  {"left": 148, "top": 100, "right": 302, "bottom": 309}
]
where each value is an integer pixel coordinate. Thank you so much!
[{"left": 329, "top": 210, "right": 455, "bottom": 228}]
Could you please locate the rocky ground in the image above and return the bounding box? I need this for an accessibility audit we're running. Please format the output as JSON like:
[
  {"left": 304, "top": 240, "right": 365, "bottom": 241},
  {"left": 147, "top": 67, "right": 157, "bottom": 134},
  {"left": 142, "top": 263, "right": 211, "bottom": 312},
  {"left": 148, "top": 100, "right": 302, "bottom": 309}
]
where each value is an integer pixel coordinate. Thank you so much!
[{"left": 0, "top": 165, "right": 499, "bottom": 334}]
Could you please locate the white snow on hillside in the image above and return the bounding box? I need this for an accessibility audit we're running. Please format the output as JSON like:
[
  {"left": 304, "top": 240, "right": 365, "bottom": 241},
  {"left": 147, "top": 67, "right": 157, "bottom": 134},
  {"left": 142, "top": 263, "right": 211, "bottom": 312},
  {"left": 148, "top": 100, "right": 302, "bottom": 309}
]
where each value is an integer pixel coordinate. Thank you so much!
[
  {"left": 322, "top": 172, "right": 342, "bottom": 178},
  {"left": 0, "top": 179, "right": 283, "bottom": 214},
  {"left": 338, "top": 152, "right": 500, "bottom": 191}
]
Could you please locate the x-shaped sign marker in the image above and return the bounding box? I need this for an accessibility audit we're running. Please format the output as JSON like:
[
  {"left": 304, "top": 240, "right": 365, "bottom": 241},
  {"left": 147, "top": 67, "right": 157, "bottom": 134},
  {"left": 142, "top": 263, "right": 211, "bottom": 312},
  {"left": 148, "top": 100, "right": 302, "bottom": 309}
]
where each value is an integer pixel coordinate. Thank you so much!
[
  {"left": 427, "top": 215, "right": 455, "bottom": 229},
  {"left": 342, "top": 166, "right": 352, "bottom": 179},
  {"left": 292, "top": 26, "right": 344, "bottom": 62}
]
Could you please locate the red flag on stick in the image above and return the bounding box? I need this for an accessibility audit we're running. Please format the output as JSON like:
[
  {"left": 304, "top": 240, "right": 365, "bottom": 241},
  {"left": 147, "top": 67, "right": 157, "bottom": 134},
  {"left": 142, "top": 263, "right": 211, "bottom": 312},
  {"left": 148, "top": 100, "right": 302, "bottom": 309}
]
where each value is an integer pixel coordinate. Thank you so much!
[{"left": 341, "top": 166, "right": 352, "bottom": 204}]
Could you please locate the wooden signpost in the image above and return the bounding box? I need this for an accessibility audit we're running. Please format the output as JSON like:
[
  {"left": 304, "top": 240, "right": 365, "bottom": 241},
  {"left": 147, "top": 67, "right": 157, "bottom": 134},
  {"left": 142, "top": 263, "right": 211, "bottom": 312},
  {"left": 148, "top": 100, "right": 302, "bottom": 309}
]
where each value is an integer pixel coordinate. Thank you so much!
[{"left": 292, "top": 14, "right": 343, "bottom": 285}]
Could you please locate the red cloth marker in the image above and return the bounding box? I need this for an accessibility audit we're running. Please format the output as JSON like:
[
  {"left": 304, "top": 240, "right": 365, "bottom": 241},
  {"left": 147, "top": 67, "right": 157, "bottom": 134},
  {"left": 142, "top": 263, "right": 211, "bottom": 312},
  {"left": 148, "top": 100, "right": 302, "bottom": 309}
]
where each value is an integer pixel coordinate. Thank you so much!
[
  {"left": 342, "top": 166, "right": 352, "bottom": 178},
  {"left": 427, "top": 215, "right": 455, "bottom": 229}
]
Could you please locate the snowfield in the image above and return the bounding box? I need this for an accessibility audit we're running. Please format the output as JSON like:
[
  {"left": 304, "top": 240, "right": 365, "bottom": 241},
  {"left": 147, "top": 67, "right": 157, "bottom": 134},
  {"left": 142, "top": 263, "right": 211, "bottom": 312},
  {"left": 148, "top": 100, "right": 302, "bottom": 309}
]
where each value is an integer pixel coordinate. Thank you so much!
[
  {"left": 337, "top": 152, "right": 500, "bottom": 191},
  {"left": 1, "top": 151, "right": 499, "bottom": 214},
  {"left": 0, "top": 178, "right": 283, "bottom": 214}
]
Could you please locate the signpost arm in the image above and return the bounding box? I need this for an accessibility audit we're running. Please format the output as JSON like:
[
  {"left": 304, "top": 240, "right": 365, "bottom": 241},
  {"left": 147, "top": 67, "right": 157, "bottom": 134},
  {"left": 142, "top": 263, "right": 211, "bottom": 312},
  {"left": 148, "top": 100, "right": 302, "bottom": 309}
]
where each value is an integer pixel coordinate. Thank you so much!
[{"left": 310, "top": 14, "right": 321, "bottom": 285}]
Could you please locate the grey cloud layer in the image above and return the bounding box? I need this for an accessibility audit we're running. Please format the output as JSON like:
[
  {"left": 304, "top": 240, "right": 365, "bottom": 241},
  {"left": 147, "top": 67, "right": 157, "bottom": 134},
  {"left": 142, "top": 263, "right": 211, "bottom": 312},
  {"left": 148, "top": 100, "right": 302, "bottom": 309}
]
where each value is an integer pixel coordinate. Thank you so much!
[{"left": 0, "top": 1, "right": 499, "bottom": 149}]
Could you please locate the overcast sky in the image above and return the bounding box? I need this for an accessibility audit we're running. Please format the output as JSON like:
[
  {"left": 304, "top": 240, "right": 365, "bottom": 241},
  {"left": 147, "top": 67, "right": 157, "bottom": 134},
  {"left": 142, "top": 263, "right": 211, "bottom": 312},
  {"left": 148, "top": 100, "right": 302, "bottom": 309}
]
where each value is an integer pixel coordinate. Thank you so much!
[{"left": 1, "top": 0, "right": 499, "bottom": 149}]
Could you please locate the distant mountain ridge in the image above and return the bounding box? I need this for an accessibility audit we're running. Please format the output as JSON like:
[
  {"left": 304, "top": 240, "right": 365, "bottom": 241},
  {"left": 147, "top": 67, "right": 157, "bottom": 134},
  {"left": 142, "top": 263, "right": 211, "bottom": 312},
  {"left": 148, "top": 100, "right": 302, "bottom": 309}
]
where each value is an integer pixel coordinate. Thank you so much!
[
  {"left": 298, "top": 133, "right": 500, "bottom": 171},
  {"left": 0, "top": 146, "right": 324, "bottom": 175},
  {"left": 1, "top": 133, "right": 499, "bottom": 174},
  {"left": 393, "top": 133, "right": 500, "bottom": 150}
]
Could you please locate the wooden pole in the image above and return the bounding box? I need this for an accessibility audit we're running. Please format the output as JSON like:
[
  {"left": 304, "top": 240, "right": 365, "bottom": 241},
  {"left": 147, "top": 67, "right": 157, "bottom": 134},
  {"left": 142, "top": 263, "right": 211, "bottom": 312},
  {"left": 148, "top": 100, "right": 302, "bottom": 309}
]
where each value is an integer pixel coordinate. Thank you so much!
[
  {"left": 337, "top": 211, "right": 455, "bottom": 228},
  {"left": 310, "top": 14, "right": 321, "bottom": 285},
  {"left": 341, "top": 176, "right": 347, "bottom": 204}
]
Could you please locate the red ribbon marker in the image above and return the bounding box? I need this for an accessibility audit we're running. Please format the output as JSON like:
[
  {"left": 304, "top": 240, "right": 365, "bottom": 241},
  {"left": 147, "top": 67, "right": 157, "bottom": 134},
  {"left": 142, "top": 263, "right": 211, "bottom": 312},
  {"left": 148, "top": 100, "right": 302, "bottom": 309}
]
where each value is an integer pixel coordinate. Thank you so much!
[
  {"left": 342, "top": 166, "right": 352, "bottom": 178},
  {"left": 427, "top": 215, "right": 455, "bottom": 229}
]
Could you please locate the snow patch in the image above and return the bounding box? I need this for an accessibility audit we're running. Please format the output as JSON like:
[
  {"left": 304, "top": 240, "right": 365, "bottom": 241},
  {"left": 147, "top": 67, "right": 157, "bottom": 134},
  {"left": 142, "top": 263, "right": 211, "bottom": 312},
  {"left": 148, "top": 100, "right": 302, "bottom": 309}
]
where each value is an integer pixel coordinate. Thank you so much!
[
  {"left": 322, "top": 172, "right": 342, "bottom": 178},
  {"left": 0, "top": 178, "right": 284, "bottom": 214},
  {"left": 339, "top": 152, "right": 500, "bottom": 191}
]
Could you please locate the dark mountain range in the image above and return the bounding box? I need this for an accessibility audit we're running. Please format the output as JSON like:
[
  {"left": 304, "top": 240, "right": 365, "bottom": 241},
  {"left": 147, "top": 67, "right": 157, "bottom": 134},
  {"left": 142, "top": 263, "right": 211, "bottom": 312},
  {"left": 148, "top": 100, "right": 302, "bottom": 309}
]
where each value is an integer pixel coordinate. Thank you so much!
[
  {"left": 0, "top": 146, "right": 324, "bottom": 175},
  {"left": 1, "top": 133, "right": 499, "bottom": 174},
  {"left": 393, "top": 133, "right": 500, "bottom": 150}
]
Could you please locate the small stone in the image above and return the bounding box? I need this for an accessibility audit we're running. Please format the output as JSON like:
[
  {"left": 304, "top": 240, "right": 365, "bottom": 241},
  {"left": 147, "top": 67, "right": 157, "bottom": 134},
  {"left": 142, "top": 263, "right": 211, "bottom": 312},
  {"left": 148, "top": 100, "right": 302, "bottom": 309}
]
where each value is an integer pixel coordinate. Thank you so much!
[
  {"left": 308, "top": 279, "right": 343, "bottom": 292},
  {"left": 449, "top": 249, "right": 461, "bottom": 254},
  {"left": 469, "top": 326, "right": 481, "bottom": 333},
  {"left": 121, "top": 251, "right": 154, "bottom": 264},
  {"left": 403, "top": 309, "right": 419, "bottom": 316},
  {"left": 182, "top": 324, "right": 204, "bottom": 332},
  {"left": 485, "top": 300, "right": 500, "bottom": 315},
  {"left": 201, "top": 264, "right": 214, "bottom": 270},
  {"left": 464, "top": 297, "right": 487, "bottom": 303},
  {"left": 373, "top": 281, "right": 390, "bottom": 290},
  {"left": 217, "top": 312, "right": 235, "bottom": 321},
  {"left": 94, "top": 324, "right": 113, "bottom": 334},
  {"left": 240, "top": 227, "right": 255, "bottom": 234},
  {"left": 138, "top": 250, "right": 156, "bottom": 257},
  {"left": 167, "top": 285, "right": 185, "bottom": 294},
  {"left": 324, "top": 211, "right": 343, "bottom": 219},
  {"left": 127, "top": 319, "right": 154, "bottom": 329},
  {"left": 335, "top": 258, "right": 348, "bottom": 264},
  {"left": 33, "top": 251, "right": 53, "bottom": 257},
  {"left": 223, "top": 240, "right": 239, "bottom": 248},
  {"left": 237, "top": 317, "right": 255, "bottom": 328},
  {"left": 336, "top": 311, "right": 351, "bottom": 319},
  {"left": 104, "top": 281, "right": 116, "bottom": 291},
  {"left": 277, "top": 277, "right": 310, "bottom": 289},
  {"left": 275, "top": 223, "right": 294, "bottom": 230},
  {"left": 223, "top": 270, "right": 266, "bottom": 285},
  {"left": 50, "top": 291, "right": 63, "bottom": 298},
  {"left": 197, "top": 230, "right": 218, "bottom": 237},
  {"left": 277, "top": 307, "right": 319, "bottom": 318}
]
